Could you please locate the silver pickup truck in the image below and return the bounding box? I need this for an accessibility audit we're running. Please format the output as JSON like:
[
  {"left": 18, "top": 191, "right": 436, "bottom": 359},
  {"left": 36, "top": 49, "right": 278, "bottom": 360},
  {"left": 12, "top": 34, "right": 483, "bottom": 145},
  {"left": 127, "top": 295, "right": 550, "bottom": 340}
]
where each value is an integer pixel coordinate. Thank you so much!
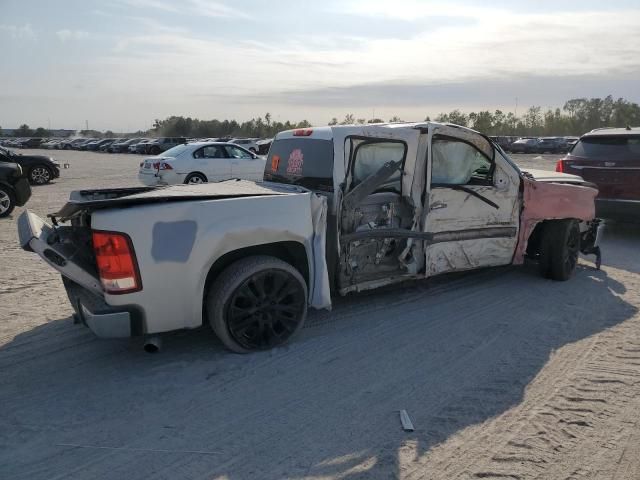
[{"left": 18, "top": 122, "right": 602, "bottom": 353}]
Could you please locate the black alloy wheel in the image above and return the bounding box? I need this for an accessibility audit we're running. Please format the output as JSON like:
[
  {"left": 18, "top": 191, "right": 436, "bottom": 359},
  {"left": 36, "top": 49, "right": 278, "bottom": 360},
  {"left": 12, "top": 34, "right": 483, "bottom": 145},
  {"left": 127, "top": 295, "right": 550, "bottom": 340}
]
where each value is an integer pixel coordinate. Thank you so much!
[
  {"left": 207, "top": 256, "right": 308, "bottom": 353},
  {"left": 226, "top": 268, "right": 306, "bottom": 350}
]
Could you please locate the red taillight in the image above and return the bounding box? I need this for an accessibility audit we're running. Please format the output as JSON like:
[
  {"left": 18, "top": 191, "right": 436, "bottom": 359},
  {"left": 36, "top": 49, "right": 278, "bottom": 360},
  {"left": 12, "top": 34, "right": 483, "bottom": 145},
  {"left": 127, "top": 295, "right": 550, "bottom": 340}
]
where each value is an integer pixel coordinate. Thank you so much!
[
  {"left": 293, "top": 129, "right": 313, "bottom": 136},
  {"left": 153, "top": 161, "right": 173, "bottom": 170},
  {"left": 92, "top": 231, "right": 142, "bottom": 294},
  {"left": 555, "top": 159, "right": 565, "bottom": 173}
]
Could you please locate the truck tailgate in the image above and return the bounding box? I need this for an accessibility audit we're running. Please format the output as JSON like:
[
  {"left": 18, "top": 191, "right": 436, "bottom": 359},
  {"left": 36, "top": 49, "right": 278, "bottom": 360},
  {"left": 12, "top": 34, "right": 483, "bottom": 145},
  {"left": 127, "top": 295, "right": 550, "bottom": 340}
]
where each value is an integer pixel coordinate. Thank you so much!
[{"left": 17, "top": 210, "right": 103, "bottom": 295}]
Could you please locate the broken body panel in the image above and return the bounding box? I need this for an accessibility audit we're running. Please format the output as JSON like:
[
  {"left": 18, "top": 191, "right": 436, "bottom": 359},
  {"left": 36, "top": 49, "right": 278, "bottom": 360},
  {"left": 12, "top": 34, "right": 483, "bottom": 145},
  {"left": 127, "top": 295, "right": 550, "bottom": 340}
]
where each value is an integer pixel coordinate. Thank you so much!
[{"left": 18, "top": 122, "right": 601, "bottom": 339}]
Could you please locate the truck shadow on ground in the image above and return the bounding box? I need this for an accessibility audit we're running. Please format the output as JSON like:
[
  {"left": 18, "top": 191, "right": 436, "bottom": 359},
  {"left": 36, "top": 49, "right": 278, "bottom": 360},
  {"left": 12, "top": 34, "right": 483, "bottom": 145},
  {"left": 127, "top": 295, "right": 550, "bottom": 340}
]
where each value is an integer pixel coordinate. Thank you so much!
[{"left": 0, "top": 255, "right": 637, "bottom": 479}]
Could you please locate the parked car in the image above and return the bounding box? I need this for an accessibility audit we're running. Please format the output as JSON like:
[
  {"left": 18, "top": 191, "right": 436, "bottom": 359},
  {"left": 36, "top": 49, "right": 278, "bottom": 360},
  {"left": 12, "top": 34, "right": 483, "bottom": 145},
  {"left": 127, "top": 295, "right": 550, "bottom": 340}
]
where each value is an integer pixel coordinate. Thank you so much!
[
  {"left": 488, "top": 136, "right": 517, "bottom": 152},
  {"left": 0, "top": 160, "right": 31, "bottom": 217},
  {"left": 71, "top": 138, "right": 97, "bottom": 150},
  {"left": 60, "top": 138, "right": 93, "bottom": 150},
  {"left": 138, "top": 142, "right": 265, "bottom": 185},
  {"left": 230, "top": 138, "right": 259, "bottom": 153},
  {"left": 98, "top": 138, "right": 122, "bottom": 152},
  {"left": 556, "top": 127, "right": 639, "bottom": 220},
  {"left": 108, "top": 138, "right": 143, "bottom": 153},
  {"left": 143, "top": 137, "right": 187, "bottom": 155},
  {"left": 133, "top": 139, "right": 152, "bottom": 154},
  {"left": 41, "top": 139, "right": 61, "bottom": 149},
  {"left": 0, "top": 146, "right": 61, "bottom": 185},
  {"left": 509, "top": 137, "right": 540, "bottom": 153},
  {"left": 84, "top": 139, "right": 115, "bottom": 151},
  {"left": 18, "top": 122, "right": 602, "bottom": 353},
  {"left": 536, "top": 137, "right": 566, "bottom": 153},
  {"left": 17, "top": 138, "right": 44, "bottom": 149},
  {"left": 256, "top": 138, "right": 273, "bottom": 155},
  {"left": 564, "top": 136, "right": 579, "bottom": 150}
]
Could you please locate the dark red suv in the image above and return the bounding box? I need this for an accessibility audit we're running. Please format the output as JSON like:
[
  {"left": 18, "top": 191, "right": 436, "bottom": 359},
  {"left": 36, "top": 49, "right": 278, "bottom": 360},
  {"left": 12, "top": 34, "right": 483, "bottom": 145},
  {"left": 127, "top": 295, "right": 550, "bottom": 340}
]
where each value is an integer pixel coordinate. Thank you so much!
[{"left": 556, "top": 127, "right": 640, "bottom": 221}]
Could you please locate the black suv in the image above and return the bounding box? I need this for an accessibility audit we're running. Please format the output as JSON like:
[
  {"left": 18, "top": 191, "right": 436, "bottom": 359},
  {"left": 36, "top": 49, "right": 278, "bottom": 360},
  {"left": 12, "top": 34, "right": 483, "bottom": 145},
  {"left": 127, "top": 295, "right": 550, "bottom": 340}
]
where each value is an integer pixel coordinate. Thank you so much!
[
  {"left": 145, "top": 137, "right": 187, "bottom": 155},
  {"left": 0, "top": 161, "right": 31, "bottom": 217},
  {"left": 0, "top": 146, "right": 61, "bottom": 185}
]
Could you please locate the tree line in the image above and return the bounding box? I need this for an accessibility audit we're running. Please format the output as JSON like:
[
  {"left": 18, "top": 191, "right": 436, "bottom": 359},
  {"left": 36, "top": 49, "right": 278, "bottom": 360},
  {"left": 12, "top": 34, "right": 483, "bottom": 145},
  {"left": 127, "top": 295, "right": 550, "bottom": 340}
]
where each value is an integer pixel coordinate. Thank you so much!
[
  {"left": 3, "top": 95, "right": 638, "bottom": 139},
  {"left": 148, "top": 95, "right": 640, "bottom": 138}
]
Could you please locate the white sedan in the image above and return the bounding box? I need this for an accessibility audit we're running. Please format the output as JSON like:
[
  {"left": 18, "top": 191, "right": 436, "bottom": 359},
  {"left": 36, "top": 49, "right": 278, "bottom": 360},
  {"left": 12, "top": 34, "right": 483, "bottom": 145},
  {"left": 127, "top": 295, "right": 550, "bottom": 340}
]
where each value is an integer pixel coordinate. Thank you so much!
[{"left": 138, "top": 142, "right": 266, "bottom": 186}]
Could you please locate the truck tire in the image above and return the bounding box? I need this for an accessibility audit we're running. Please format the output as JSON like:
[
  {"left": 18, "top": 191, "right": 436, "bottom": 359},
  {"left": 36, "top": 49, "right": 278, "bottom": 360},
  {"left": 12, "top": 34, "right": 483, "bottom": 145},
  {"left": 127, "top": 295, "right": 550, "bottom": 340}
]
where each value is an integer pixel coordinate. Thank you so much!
[
  {"left": 0, "top": 185, "right": 16, "bottom": 218},
  {"left": 206, "top": 255, "right": 308, "bottom": 353},
  {"left": 539, "top": 219, "right": 580, "bottom": 281}
]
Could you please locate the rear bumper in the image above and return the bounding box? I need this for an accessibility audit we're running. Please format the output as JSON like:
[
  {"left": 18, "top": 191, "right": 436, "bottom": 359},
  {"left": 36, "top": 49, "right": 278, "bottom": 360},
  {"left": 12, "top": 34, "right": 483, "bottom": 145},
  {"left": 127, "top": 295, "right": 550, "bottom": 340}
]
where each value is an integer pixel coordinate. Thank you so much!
[
  {"left": 63, "top": 277, "right": 142, "bottom": 338},
  {"left": 17, "top": 210, "right": 145, "bottom": 338},
  {"left": 596, "top": 198, "right": 640, "bottom": 221},
  {"left": 138, "top": 171, "right": 163, "bottom": 186}
]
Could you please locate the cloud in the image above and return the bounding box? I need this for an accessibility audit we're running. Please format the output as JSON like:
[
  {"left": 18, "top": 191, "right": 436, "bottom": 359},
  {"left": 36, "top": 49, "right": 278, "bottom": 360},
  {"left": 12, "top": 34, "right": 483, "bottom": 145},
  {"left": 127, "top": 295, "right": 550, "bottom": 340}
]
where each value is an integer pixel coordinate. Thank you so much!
[
  {"left": 116, "top": 0, "right": 250, "bottom": 19},
  {"left": 96, "top": 4, "right": 640, "bottom": 108},
  {"left": 258, "top": 70, "right": 640, "bottom": 109},
  {"left": 0, "top": 23, "right": 35, "bottom": 40},
  {"left": 56, "top": 29, "right": 90, "bottom": 42}
]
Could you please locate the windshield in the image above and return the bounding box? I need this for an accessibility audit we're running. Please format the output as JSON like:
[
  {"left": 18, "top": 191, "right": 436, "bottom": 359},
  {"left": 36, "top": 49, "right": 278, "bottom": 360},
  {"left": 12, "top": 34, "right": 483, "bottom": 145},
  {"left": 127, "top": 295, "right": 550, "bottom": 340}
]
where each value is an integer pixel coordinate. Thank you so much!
[
  {"left": 571, "top": 135, "right": 640, "bottom": 161},
  {"left": 264, "top": 138, "right": 334, "bottom": 191},
  {"left": 162, "top": 144, "right": 190, "bottom": 157}
]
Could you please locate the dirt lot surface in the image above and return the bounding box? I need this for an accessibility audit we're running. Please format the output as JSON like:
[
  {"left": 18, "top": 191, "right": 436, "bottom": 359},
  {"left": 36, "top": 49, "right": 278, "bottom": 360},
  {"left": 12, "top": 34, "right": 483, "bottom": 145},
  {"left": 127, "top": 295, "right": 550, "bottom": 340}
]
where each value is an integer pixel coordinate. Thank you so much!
[{"left": 1, "top": 149, "right": 639, "bottom": 480}]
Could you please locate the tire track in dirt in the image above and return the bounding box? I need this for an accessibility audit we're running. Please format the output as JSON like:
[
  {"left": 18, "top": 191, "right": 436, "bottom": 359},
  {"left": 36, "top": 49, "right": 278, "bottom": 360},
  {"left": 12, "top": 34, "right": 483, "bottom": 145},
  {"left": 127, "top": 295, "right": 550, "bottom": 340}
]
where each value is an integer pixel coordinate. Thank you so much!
[{"left": 402, "top": 270, "right": 640, "bottom": 480}]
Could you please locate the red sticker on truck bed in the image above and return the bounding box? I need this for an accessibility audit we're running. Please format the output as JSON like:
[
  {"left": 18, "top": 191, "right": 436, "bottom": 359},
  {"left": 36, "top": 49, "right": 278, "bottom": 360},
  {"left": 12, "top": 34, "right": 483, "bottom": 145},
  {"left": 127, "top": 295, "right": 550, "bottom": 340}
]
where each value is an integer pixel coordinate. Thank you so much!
[{"left": 286, "top": 149, "right": 304, "bottom": 176}]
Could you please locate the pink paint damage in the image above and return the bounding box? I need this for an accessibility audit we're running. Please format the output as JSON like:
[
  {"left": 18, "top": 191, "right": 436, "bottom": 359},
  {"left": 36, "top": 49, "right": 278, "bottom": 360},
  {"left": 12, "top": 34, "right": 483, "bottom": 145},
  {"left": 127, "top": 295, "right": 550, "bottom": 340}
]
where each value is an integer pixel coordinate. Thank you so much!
[{"left": 513, "top": 178, "right": 598, "bottom": 264}]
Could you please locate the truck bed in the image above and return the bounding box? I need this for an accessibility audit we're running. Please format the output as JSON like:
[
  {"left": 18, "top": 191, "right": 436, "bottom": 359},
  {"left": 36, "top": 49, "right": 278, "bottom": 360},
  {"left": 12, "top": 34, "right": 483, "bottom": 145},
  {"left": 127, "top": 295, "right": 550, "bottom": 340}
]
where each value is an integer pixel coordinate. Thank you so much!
[{"left": 52, "top": 180, "right": 307, "bottom": 221}]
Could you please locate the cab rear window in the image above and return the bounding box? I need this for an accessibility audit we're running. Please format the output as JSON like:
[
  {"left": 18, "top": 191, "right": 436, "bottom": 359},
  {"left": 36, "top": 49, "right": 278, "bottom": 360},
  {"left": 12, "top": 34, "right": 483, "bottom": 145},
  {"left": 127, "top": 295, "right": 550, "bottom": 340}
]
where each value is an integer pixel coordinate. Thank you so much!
[
  {"left": 264, "top": 138, "right": 334, "bottom": 191},
  {"left": 571, "top": 136, "right": 640, "bottom": 161}
]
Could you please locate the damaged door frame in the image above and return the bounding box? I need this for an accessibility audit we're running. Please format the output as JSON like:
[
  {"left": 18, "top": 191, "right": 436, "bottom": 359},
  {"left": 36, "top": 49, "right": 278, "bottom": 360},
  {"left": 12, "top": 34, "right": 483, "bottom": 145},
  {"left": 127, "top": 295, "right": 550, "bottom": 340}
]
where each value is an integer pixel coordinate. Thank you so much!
[
  {"left": 421, "top": 125, "right": 521, "bottom": 276},
  {"left": 336, "top": 131, "right": 424, "bottom": 294}
]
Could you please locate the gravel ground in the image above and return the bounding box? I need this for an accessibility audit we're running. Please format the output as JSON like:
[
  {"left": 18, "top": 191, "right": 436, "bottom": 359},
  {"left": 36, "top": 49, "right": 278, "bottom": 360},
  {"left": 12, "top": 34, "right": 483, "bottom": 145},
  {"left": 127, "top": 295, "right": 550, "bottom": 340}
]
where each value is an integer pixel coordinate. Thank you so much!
[{"left": 1, "top": 149, "right": 639, "bottom": 480}]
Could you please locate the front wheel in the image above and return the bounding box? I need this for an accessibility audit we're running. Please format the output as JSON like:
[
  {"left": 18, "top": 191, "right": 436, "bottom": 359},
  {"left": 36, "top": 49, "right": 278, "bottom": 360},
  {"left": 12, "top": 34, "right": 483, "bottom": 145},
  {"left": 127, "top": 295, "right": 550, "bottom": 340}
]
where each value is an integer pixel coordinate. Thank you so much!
[
  {"left": 30, "top": 166, "right": 52, "bottom": 185},
  {"left": 539, "top": 219, "right": 580, "bottom": 281},
  {"left": 206, "top": 256, "right": 308, "bottom": 353},
  {"left": 0, "top": 186, "right": 16, "bottom": 217},
  {"left": 184, "top": 172, "right": 207, "bottom": 184}
]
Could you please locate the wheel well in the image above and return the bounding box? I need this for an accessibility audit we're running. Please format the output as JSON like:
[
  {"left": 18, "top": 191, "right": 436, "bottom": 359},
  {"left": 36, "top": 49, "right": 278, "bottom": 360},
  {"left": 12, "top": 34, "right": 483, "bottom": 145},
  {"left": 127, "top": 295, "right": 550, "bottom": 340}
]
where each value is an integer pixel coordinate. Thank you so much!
[
  {"left": 203, "top": 241, "right": 310, "bottom": 297},
  {"left": 186, "top": 171, "right": 208, "bottom": 181},
  {"left": 525, "top": 219, "right": 577, "bottom": 257},
  {"left": 0, "top": 181, "right": 15, "bottom": 194}
]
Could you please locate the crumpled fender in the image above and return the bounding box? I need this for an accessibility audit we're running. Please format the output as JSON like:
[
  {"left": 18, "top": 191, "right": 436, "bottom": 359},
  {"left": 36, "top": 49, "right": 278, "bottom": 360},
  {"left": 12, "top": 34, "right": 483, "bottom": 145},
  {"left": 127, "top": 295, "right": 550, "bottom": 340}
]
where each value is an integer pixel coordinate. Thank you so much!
[{"left": 513, "top": 178, "right": 598, "bottom": 264}]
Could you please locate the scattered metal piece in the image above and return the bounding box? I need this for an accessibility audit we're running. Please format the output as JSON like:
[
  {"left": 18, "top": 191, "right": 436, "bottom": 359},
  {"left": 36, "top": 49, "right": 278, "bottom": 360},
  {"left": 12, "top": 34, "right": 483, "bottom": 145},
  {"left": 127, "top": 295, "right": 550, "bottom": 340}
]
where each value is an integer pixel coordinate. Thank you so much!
[{"left": 399, "top": 410, "right": 414, "bottom": 431}]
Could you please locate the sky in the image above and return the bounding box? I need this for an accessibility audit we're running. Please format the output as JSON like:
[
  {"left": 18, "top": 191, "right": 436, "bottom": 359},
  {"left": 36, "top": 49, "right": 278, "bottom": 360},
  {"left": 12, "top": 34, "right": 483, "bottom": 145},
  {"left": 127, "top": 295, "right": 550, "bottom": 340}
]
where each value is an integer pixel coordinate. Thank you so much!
[{"left": 1, "top": 0, "right": 639, "bottom": 131}]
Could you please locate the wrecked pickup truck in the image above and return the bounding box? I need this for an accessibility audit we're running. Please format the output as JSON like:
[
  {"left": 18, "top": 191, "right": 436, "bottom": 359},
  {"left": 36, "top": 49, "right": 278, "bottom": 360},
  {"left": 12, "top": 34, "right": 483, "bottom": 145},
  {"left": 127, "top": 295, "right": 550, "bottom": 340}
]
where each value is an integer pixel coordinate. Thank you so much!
[{"left": 18, "top": 123, "right": 602, "bottom": 353}]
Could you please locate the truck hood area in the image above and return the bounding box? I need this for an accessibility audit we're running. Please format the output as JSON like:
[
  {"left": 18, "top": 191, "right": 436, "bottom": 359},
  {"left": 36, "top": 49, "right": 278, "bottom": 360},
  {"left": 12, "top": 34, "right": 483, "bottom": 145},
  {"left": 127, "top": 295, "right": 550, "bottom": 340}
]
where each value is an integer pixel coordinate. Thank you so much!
[
  {"left": 53, "top": 180, "right": 307, "bottom": 221},
  {"left": 522, "top": 168, "right": 590, "bottom": 185}
]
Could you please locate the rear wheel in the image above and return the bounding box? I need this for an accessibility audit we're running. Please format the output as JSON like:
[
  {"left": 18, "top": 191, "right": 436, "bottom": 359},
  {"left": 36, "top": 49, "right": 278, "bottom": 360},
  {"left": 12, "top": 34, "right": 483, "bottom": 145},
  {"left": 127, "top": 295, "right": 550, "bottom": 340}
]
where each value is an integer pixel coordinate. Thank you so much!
[
  {"left": 30, "top": 166, "right": 52, "bottom": 185},
  {"left": 150, "top": 146, "right": 161, "bottom": 155},
  {"left": 206, "top": 256, "right": 308, "bottom": 353},
  {"left": 539, "top": 219, "right": 580, "bottom": 281},
  {"left": 0, "top": 186, "right": 16, "bottom": 218},
  {"left": 184, "top": 172, "right": 207, "bottom": 184}
]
